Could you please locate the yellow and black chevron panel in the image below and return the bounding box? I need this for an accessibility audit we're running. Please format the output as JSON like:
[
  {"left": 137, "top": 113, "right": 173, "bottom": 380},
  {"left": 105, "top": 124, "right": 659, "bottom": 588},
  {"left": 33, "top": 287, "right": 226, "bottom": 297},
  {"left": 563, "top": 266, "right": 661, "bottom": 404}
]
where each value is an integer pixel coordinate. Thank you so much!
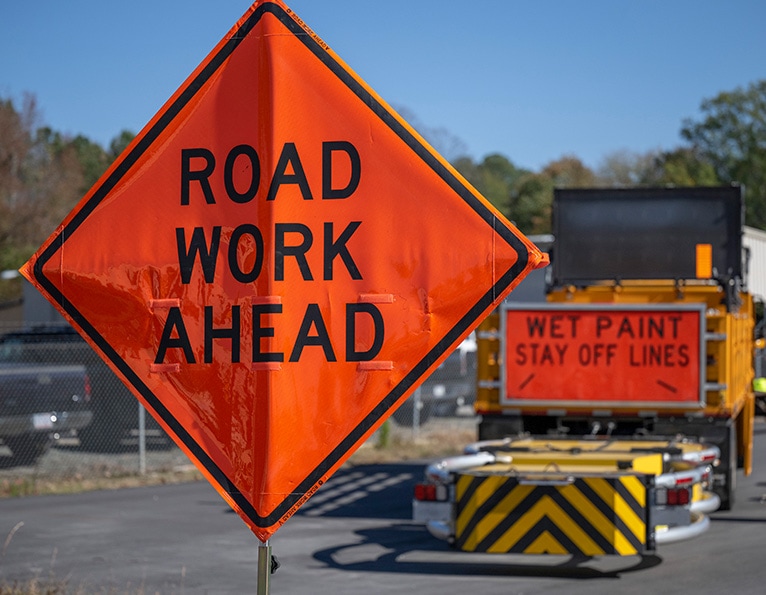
[{"left": 454, "top": 472, "right": 653, "bottom": 556}]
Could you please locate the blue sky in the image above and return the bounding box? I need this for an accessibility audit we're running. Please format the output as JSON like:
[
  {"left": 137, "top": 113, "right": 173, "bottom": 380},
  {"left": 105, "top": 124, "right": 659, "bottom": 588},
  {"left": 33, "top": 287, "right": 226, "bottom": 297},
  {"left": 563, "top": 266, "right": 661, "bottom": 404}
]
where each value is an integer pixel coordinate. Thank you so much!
[{"left": 2, "top": 0, "right": 765, "bottom": 171}]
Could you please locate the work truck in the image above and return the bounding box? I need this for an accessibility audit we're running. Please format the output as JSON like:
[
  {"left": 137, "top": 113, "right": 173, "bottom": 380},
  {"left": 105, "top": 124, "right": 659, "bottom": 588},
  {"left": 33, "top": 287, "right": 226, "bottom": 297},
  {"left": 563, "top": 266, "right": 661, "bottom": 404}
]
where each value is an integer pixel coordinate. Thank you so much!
[{"left": 413, "top": 185, "right": 757, "bottom": 554}]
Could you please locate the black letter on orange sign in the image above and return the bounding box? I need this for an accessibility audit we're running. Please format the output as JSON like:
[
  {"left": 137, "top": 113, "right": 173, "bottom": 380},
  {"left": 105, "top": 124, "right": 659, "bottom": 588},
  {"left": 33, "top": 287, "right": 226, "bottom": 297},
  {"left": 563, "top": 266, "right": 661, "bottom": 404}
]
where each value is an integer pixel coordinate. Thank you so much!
[
  {"left": 322, "top": 141, "right": 360, "bottom": 199},
  {"left": 155, "top": 307, "right": 196, "bottom": 364},
  {"left": 346, "top": 303, "right": 384, "bottom": 361},
  {"left": 324, "top": 221, "right": 362, "bottom": 280},
  {"left": 224, "top": 144, "right": 260, "bottom": 203},
  {"left": 678, "top": 344, "right": 689, "bottom": 366},
  {"left": 181, "top": 148, "right": 216, "bottom": 205},
  {"left": 275, "top": 223, "right": 313, "bottom": 281},
  {"left": 252, "top": 304, "right": 284, "bottom": 363},
  {"left": 204, "top": 305, "right": 240, "bottom": 364},
  {"left": 176, "top": 227, "right": 221, "bottom": 284},
  {"left": 526, "top": 316, "right": 546, "bottom": 338},
  {"left": 228, "top": 224, "right": 264, "bottom": 283},
  {"left": 267, "top": 143, "right": 312, "bottom": 201},
  {"left": 596, "top": 315, "right": 612, "bottom": 338},
  {"left": 290, "top": 303, "right": 336, "bottom": 362}
]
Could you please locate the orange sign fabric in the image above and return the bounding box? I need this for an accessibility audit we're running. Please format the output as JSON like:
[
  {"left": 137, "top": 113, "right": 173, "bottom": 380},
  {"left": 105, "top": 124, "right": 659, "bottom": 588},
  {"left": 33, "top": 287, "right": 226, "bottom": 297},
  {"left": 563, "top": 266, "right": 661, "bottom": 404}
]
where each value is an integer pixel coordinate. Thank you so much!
[
  {"left": 503, "top": 305, "right": 703, "bottom": 406},
  {"left": 21, "top": 0, "right": 544, "bottom": 540}
]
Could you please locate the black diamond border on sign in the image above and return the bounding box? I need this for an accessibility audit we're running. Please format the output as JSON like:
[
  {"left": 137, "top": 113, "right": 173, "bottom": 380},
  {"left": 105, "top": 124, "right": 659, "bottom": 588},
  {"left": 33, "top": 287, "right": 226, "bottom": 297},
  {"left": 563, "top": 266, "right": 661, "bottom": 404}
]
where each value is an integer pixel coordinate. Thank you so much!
[{"left": 31, "top": 2, "right": 531, "bottom": 530}]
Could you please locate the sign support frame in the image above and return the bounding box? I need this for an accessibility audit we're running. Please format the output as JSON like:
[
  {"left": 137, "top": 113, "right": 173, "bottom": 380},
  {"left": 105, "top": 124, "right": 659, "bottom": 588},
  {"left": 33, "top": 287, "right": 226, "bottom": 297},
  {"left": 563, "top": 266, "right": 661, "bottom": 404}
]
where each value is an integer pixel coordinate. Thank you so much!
[{"left": 257, "top": 539, "right": 272, "bottom": 595}]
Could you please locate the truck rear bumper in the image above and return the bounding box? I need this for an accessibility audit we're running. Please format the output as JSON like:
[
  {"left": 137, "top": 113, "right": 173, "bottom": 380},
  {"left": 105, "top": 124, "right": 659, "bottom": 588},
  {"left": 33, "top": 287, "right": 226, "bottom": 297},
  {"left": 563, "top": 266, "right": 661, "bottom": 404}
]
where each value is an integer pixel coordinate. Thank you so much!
[
  {"left": 0, "top": 410, "right": 93, "bottom": 437},
  {"left": 655, "top": 512, "right": 710, "bottom": 545}
]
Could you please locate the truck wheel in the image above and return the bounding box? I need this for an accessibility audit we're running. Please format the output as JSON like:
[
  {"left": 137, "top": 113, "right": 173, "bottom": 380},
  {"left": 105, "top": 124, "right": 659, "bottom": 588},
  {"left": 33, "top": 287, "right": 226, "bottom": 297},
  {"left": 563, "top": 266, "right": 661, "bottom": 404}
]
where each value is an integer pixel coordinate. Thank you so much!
[
  {"left": 718, "top": 424, "right": 737, "bottom": 511},
  {"left": 4, "top": 434, "right": 51, "bottom": 465}
]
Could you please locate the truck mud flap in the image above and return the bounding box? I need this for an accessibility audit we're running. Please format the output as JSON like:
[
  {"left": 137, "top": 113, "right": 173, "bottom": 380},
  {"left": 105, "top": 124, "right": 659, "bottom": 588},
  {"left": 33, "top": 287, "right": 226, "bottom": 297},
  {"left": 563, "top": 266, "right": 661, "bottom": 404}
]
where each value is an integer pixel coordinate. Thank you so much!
[{"left": 454, "top": 472, "right": 654, "bottom": 556}]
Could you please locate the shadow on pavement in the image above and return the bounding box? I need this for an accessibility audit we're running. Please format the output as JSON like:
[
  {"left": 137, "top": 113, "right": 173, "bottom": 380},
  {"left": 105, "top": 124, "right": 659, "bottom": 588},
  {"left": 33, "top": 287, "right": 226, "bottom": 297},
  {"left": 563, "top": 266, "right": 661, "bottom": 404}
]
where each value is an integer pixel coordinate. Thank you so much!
[
  {"left": 312, "top": 523, "right": 663, "bottom": 579},
  {"left": 300, "top": 462, "right": 663, "bottom": 579}
]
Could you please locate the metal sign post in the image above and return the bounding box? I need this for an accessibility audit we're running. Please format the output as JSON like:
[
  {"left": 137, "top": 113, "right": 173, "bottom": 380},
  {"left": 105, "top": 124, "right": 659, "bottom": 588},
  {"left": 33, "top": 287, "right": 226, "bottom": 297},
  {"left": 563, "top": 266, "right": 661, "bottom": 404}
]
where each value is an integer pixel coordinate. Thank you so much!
[{"left": 257, "top": 540, "right": 271, "bottom": 595}]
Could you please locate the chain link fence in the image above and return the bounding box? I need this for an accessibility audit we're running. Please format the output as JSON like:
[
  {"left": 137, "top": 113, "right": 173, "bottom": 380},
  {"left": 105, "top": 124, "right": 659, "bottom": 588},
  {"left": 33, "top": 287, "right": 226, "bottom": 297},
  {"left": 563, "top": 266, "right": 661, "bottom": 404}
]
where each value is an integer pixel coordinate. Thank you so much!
[
  {"left": 0, "top": 320, "right": 478, "bottom": 487},
  {"left": 0, "top": 322, "right": 181, "bottom": 480},
  {"left": 387, "top": 336, "right": 478, "bottom": 432}
]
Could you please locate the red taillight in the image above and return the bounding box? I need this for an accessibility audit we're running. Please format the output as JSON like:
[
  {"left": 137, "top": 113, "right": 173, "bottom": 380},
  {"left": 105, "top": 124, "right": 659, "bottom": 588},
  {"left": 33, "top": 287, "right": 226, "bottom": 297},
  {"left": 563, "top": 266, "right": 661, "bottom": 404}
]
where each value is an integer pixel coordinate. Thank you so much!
[
  {"left": 415, "top": 483, "right": 449, "bottom": 501},
  {"left": 415, "top": 483, "right": 437, "bottom": 501},
  {"left": 660, "top": 487, "right": 691, "bottom": 506}
]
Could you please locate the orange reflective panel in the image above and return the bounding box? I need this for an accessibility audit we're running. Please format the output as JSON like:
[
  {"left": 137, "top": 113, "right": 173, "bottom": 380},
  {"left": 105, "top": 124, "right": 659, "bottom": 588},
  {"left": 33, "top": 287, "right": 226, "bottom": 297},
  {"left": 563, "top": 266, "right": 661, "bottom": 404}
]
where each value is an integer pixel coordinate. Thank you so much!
[
  {"left": 503, "top": 306, "right": 703, "bottom": 406},
  {"left": 21, "top": 0, "right": 545, "bottom": 540}
]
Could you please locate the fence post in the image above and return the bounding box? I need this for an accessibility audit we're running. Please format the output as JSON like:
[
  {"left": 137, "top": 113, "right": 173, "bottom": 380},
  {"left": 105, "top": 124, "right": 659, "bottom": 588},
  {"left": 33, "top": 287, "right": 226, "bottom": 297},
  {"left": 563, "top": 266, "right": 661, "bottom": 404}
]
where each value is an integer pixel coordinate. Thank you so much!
[
  {"left": 138, "top": 403, "right": 146, "bottom": 475},
  {"left": 413, "top": 386, "right": 421, "bottom": 441}
]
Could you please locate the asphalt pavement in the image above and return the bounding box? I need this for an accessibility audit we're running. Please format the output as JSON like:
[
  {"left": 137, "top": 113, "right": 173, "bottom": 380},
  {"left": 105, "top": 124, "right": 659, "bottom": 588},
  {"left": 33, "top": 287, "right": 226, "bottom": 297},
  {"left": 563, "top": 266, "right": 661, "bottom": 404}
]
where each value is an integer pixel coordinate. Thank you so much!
[{"left": 2, "top": 435, "right": 766, "bottom": 594}]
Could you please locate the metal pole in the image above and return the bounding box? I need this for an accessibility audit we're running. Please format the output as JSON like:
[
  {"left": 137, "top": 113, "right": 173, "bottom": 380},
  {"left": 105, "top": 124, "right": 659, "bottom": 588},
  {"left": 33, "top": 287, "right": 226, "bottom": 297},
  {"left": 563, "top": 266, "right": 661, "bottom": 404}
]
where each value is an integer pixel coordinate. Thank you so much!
[
  {"left": 413, "top": 387, "right": 421, "bottom": 441},
  {"left": 138, "top": 403, "right": 146, "bottom": 475},
  {"left": 257, "top": 540, "right": 271, "bottom": 595}
]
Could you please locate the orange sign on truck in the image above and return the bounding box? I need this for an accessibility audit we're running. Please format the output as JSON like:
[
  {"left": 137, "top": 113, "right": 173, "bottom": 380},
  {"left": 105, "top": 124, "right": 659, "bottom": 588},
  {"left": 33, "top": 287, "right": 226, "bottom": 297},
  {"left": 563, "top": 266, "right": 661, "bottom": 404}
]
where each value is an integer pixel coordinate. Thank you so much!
[
  {"left": 20, "top": 0, "right": 545, "bottom": 540},
  {"left": 503, "top": 304, "right": 705, "bottom": 407}
]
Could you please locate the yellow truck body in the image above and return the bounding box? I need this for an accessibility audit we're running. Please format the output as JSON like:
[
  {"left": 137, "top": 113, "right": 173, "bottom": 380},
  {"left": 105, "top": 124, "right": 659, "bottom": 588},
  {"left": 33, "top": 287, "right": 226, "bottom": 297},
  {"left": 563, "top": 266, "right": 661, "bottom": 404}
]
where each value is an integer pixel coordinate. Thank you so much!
[{"left": 475, "top": 186, "right": 756, "bottom": 510}]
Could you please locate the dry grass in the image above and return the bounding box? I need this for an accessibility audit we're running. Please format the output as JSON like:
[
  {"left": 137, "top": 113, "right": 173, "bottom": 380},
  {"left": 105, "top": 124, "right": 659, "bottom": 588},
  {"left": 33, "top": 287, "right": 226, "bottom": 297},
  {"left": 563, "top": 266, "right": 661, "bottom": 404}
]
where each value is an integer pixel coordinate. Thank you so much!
[
  {"left": 0, "top": 466, "right": 204, "bottom": 499},
  {"left": 0, "top": 580, "right": 157, "bottom": 595},
  {"left": 348, "top": 420, "right": 477, "bottom": 464},
  {"left": 0, "top": 419, "right": 477, "bottom": 499}
]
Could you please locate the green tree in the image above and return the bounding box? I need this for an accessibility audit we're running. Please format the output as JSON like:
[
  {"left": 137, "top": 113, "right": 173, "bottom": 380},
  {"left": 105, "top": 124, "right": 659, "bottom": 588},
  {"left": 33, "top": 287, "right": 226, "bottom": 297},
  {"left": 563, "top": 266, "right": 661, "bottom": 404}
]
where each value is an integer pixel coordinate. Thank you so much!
[
  {"left": 453, "top": 153, "right": 533, "bottom": 227},
  {"left": 541, "top": 156, "right": 597, "bottom": 188},
  {"left": 34, "top": 127, "right": 120, "bottom": 195},
  {"left": 454, "top": 154, "right": 596, "bottom": 234},
  {"left": 510, "top": 171, "right": 554, "bottom": 233},
  {"left": 478, "top": 153, "right": 529, "bottom": 216},
  {"left": 648, "top": 148, "right": 720, "bottom": 186},
  {"left": 109, "top": 129, "right": 135, "bottom": 160},
  {"left": 681, "top": 80, "right": 766, "bottom": 228},
  {"left": 598, "top": 148, "right": 719, "bottom": 187},
  {"left": 511, "top": 156, "right": 597, "bottom": 234},
  {"left": 0, "top": 94, "right": 128, "bottom": 282},
  {"left": 0, "top": 94, "right": 53, "bottom": 271},
  {"left": 597, "top": 149, "right": 658, "bottom": 186}
]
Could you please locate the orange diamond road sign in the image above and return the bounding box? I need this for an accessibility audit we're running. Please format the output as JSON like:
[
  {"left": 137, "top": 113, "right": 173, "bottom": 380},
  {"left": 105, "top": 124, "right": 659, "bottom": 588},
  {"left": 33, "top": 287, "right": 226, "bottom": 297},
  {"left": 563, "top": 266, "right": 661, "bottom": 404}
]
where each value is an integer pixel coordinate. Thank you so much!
[{"left": 21, "top": 0, "right": 546, "bottom": 541}]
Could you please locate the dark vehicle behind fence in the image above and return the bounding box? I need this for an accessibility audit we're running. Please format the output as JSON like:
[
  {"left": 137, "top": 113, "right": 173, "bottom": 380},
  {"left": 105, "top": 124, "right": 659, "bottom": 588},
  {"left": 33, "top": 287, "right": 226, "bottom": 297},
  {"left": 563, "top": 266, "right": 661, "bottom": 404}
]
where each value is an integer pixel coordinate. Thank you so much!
[
  {"left": 0, "top": 355, "right": 92, "bottom": 463},
  {"left": 392, "top": 336, "right": 477, "bottom": 426},
  {"left": 0, "top": 326, "right": 168, "bottom": 452}
]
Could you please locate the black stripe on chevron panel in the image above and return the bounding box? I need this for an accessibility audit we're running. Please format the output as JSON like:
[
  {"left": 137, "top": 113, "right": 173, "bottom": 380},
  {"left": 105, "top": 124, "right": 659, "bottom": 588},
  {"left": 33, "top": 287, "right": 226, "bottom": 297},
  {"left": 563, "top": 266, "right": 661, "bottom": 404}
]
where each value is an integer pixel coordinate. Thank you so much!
[
  {"left": 546, "top": 488, "right": 621, "bottom": 555},
  {"left": 455, "top": 475, "right": 484, "bottom": 513},
  {"left": 512, "top": 516, "right": 583, "bottom": 555},
  {"left": 611, "top": 477, "right": 649, "bottom": 547},
  {"left": 572, "top": 479, "right": 616, "bottom": 522},
  {"left": 474, "top": 484, "right": 617, "bottom": 555},
  {"left": 470, "top": 482, "right": 548, "bottom": 551},
  {"left": 455, "top": 476, "right": 522, "bottom": 550},
  {"left": 576, "top": 479, "right": 645, "bottom": 552},
  {"left": 612, "top": 476, "right": 648, "bottom": 522}
]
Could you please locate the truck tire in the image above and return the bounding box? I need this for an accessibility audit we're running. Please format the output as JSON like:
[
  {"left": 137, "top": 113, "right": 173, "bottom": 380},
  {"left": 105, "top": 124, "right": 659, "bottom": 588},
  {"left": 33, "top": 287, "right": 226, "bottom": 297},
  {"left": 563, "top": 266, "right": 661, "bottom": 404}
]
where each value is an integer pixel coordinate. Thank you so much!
[
  {"left": 4, "top": 434, "right": 51, "bottom": 465},
  {"left": 719, "top": 423, "right": 737, "bottom": 511}
]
